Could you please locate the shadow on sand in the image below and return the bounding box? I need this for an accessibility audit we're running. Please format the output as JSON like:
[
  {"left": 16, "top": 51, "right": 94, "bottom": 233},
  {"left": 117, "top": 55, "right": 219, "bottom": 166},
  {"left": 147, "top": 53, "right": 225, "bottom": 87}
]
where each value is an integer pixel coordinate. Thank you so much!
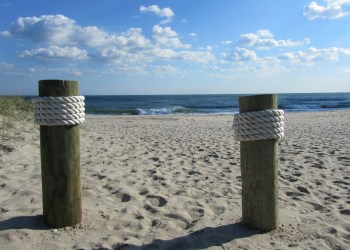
[
  {"left": 0, "top": 217, "right": 259, "bottom": 249},
  {"left": 0, "top": 215, "right": 49, "bottom": 231},
  {"left": 111, "top": 222, "right": 259, "bottom": 250}
]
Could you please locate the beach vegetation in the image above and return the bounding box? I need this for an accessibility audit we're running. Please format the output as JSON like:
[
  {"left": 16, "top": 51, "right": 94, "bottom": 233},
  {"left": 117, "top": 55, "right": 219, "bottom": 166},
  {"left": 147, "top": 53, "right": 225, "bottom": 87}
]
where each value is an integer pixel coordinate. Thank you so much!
[{"left": 0, "top": 96, "right": 33, "bottom": 145}]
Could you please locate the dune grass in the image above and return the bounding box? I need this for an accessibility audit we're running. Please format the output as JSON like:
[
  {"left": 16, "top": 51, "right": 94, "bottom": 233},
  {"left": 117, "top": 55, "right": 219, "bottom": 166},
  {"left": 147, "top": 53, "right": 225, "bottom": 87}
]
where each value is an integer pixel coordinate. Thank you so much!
[
  {"left": 0, "top": 96, "right": 33, "bottom": 116},
  {"left": 0, "top": 96, "right": 33, "bottom": 145}
]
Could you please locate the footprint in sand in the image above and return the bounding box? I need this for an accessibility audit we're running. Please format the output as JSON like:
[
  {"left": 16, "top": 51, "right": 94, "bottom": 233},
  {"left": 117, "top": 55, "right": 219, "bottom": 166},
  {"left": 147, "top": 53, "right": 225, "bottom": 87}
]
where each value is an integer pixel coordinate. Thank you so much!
[
  {"left": 151, "top": 219, "right": 167, "bottom": 230},
  {"left": 209, "top": 205, "right": 226, "bottom": 215},
  {"left": 128, "top": 222, "right": 144, "bottom": 232},
  {"left": 0, "top": 231, "right": 30, "bottom": 243},
  {"left": 337, "top": 156, "right": 350, "bottom": 161},
  {"left": 98, "top": 210, "right": 110, "bottom": 219},
  {"left": 188, "top": 170, "right": 201, "bottom": 176},
  {"left": 112, "top": 191, "right": 131, "bottom": 202},
  {"left": 94, "top": 174, "right": 107, "bottom": 180},
  {"left": 152, "top": 175, "right": 165, "bottom": 181},
  {"left": 339, "top": 209, "right": 350, "bottom": 215},
  {"left": 297, "top": 186, "right": 311, "bottom": 194},
  {"left": 113, "top": 220, "right": 131, "bottom": 230},
  {"left": 286, "top": 176, "right": 298, "bottom": 183},
  {"left": 146, "top": 195, "right": 167, "bottom": 207},
  {"left": 187, "top": 206, "right": 205, "bottom": 220},
  {"left": 165, "top": 213, "right": 191, "bottom": 230},
  {"left": 139, "top": 188, "right": 149, "bottom": 196},
  {"left": 306, "top": 202, "right": 330, "bottom": 213},
  {"left": 144, "top": 204, "right": 158, "bottom": 214},
  {"left": 333, "top": 180, "right": 349, "bottom": 190},
  {"left": 286, "top": 191, "right": 303, "bottom": 198}
]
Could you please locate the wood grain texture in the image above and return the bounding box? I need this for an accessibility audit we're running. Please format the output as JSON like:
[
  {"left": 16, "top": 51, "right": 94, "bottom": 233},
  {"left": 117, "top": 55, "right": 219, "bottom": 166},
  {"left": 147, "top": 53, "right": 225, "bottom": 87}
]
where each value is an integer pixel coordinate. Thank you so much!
[
  {"left": 39, "top": 80, "right": 82, "bottom": 228},
  {"left": 239, "top": 94, "right": 279, "bottom": 232}
]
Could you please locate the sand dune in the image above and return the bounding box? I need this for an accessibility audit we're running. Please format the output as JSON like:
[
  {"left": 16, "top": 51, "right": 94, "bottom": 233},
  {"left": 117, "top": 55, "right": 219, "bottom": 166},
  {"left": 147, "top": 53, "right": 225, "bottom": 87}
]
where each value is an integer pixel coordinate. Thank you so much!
[{"left": 0, "top": 111, "right": 349, "bottom": 249}]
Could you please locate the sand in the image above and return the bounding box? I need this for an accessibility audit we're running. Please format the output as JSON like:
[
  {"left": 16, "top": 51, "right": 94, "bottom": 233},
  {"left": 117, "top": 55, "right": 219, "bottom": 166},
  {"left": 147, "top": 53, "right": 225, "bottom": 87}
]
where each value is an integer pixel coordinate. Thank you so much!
[{"left": 0, "top": 111, "right": 349, "bottom": 249}]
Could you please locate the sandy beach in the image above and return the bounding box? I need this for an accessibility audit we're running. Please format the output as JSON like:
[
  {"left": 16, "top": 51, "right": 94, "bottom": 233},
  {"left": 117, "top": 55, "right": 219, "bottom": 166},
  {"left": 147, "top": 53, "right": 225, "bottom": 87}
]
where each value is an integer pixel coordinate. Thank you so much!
[{"left": 0, "top": 111, "right": 349, "bottom": 249}]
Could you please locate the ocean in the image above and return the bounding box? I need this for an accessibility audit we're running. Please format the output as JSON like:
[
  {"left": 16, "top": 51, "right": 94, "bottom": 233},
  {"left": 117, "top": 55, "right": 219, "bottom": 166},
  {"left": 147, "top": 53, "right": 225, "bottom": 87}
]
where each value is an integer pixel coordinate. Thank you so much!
[{"left": 83, "top": 92, "right": 350, "bottom": 115}]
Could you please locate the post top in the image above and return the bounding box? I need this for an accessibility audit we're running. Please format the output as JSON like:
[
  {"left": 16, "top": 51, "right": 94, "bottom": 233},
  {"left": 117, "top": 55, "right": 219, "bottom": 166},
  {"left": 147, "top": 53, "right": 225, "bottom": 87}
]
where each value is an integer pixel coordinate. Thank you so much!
[
  {"left": 39, "top": 80, "right": 79, "bottom": 97},
  {"left": 239, "top": 94, "right": 277, "bottom": 113}
]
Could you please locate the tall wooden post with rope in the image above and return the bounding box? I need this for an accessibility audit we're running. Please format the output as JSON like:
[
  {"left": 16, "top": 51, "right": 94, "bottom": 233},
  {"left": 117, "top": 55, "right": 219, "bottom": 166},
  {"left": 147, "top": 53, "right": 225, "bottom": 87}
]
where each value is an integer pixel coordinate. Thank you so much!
[
  {"left": 233, "top": 94, "right": 284, "bottom": 232},
  {"left": 36, "top": 80, "right": 83, "bottom": 228}
]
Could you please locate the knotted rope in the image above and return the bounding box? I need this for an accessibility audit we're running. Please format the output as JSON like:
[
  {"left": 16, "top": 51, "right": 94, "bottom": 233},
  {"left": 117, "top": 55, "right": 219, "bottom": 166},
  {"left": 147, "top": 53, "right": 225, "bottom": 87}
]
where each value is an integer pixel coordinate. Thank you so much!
[
  {"left": 33, "top": 96, "right": 85, "bottom": 125},
  {"left": 233, "top": 109, "right": 284, "bottom": 141}
]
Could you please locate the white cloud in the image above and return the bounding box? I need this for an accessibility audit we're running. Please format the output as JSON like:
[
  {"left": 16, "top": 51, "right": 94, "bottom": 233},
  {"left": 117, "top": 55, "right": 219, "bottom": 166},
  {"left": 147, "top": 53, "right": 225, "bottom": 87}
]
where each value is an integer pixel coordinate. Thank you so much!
[
  {"left": 150, "top": 47, "right": 177, "bottom": 60},
  {"left": 304, "top": 0, "right": 350, "bottom": 20},
  {"left": 1, "top": 14, "right": 215, "bottom": 76},
  {"left": 120, "top": 27, "right": 151, "bottom": 48},
  {"left": 189, "top": 33, "right": 198, "bottom": 37},
  {"left": 75, "top": 26, "right": 112, "bottom": 47},
  {"left": 221, "top": 40, "right": 232, "bottom": 45},
  {"left": 219, "top": 43, "right": 350, "bottom": 76},
  {"left": 0, "top": 61, "right": 15, "bottom": 71},
  {"left": 147, "top": 48, "right": 214, "bottom": 63},
  {"left": 152, "top": 25, "right": 191, "bottom": 49},
  {"left": 0, "top": 14, "right": 118, "bottom": 48},
  {"left": 140, "top": 5, "right": 174, "bottom": 18},
  {"left": 0, "top": 31, "right": 10, "bottom": 37},
  {"left": 0, "top": 60, "right": 40, "bottom": 76},
  {"left": 0, "top": 15, "right": 151, "bottom": 50},
  {"left": 3, "top": 15, "right": 76, "bottom": 44},
  {"left": 153, "top": 25, "right": 177, "bottom": 37},
  {"left": 18, "top": 46, "right": 89, "bottom": 61},
  {"left": 227, "top": 47, "right": 257, "bottom": 62},
  {"left": 140, "top": 5, "right": 174, "bottom": 24},
  {"left": 210, "top": 60, "right": 286, "bottom": 77},
  {"left": 278, "top": 47, "right": 350, "bottom": 63},
  {"left": 89, "top": 29, "right": 212, "bottom": 65},
  {"left": 177, "top": 51, "right": 215, "bottom": 63},
  {"left": 151, "top": 65, "right": 186, "bottom": 76},
  {"left": 181, "top": 19, "right": 189, "bottom": 23},
  {"left": 225, "top": 46, "right": 350, "bottom": 67},
  {"left": 104, "top": 63, "right": 147, "bottom": 75},
  {"left": 238, "top": 30, "right": 310, "bottom": 49},
  {"left": 48, "top": 66, "right": 83, "bottom": 76}
]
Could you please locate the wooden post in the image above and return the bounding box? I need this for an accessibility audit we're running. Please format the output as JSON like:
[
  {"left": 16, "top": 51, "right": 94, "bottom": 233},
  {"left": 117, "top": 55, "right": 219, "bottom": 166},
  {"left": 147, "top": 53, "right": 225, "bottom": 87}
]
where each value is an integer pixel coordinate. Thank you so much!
[
  {"left": 39, "top": 80, "right": 82, "bottom": 228},
  {"left": 239, "top": 94, "right": 279, "bottom": 232}
]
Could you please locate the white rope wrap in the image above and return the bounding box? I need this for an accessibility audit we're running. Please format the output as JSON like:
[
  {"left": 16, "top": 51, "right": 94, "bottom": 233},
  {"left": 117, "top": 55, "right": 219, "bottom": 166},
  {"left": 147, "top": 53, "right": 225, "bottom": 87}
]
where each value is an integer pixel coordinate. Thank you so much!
[
  {"left": 233, "top": 109, "right": 285, "bottom": 141},
  {"left": 33, "top": 96, "right": 85, "bottom": 126}
]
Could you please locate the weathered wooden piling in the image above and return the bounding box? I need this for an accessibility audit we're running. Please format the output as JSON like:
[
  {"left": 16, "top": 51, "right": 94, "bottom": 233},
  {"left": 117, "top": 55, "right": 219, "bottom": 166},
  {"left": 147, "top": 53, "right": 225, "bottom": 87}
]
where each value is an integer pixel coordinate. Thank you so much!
[
  {"left": 239, "top": 94, "right": 279, "bottom": 232},
  {"left": 39, "top": 80, "right": 82, "bottom": 228}
]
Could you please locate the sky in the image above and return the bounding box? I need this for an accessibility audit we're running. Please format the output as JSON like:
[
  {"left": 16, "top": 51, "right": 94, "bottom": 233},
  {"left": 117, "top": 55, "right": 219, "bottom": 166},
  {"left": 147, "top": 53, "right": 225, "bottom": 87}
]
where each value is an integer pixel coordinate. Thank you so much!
[{"left": 0, "top": 0, "right": 350, "bottom": 95}]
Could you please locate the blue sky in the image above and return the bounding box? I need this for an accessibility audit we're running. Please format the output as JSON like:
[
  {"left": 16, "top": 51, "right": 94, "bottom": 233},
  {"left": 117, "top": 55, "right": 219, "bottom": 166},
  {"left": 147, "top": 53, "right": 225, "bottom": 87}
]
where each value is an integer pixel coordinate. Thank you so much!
[{"left": 1, "top": 0, "right": 350, "bottom": 95}]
